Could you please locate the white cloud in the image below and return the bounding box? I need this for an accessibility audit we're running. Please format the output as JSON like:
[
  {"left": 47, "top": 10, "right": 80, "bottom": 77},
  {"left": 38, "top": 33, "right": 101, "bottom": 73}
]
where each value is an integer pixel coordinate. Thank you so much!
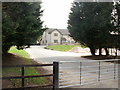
[{"left": 41, "top": 0, "right": 74, "bottom": 29}]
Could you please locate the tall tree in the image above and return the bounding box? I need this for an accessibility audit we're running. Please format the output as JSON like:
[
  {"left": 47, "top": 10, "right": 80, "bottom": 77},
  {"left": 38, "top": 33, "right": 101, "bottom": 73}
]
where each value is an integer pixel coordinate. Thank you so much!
[
  {"left": 111, "top": 1, "right": 120, "bottom": 56},
  {"left": 2, "top": 2, "right": 45, "bottom": 54},
  {"left": 114, "top": 1, "right": 120, "bottom": 48},
  {"left": 68, "top": 2, "right": 113, "bottom": 55}
]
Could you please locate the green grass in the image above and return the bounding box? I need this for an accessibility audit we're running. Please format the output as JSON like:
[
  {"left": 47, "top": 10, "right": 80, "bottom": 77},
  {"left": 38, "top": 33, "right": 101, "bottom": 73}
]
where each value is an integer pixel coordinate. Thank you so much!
[
  {"left": 8, "top": 46, "right": 29, "bottom": 59},
  {"left": 8, "top": 46, "right": 31, "bottom": 63},
  {"left": 3, "top": 46, "right": 50, "bottom": 88},
  {"left": 46, "top": 45, "right": 86, "bottom": 51}
]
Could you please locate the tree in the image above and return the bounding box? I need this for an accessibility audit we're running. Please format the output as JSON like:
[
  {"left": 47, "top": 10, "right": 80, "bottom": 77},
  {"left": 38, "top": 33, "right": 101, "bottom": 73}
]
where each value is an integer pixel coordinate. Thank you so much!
[
  {"left": 2, "top": 2, "right": 45, "bottom": 54},
  {"left": 114, "top": 1, "right": 120, "bottom": 47},
  {"left": 110, "top": 1, "right": 120, "bottom": 56},
  {"left": 68, "top": 2, "right": 113, "bottom": 55}
]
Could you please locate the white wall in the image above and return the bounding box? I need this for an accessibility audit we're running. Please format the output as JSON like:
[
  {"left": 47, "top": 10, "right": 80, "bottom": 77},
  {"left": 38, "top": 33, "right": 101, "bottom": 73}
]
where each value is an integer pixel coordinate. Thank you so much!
[
  {"left": 40, "top": 29, "right": 75, "bottom": 45},
  {"left": 62, "top": 35, "right": 75, "bottom": 44},
  {"left": 50, "top": 30, "right": 61, "bottom": 45}
]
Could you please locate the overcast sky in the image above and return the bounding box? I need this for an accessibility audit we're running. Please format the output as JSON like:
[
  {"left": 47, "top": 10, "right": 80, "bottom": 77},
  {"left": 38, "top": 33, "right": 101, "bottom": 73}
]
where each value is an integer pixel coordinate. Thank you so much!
[{"left": 41, "top": 0, "right": 74, "bottom": 29}]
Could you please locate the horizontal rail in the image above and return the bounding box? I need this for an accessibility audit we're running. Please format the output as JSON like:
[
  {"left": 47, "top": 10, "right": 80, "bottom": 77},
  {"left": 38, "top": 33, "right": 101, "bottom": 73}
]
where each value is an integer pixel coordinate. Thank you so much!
[
  {"left": 81, "top": 75, "right": 98, "bottom": 79},
  {"left": 81, "top": 81, "right": 96, "bottom": 86},
  {"left": 80, "top": 65, "right": 99, "bottom": 68},
  {"left": 100, "top": 71, "right": 115, "bottom": 75},
  {"left": 60, "top": 81, "right": 80, "bottom": 85},
  {"left": 2, "top": 64, "right": 53, "bottom": 68},
  {"left": 100, "top": 77, "right": 115, "bottom": 81},
  {"left": 59, "top": 59, "right": 119, "bottom": 63},
  {"left": 60, "top": 65, "right": 113, "bottom": 69},
  {"left": 60, "top": 70, "right": 102, "bottom": 75},
  {"left": 60, "top": 67, "right": 79, "bottom": 69},
  {"left": 82, "top": 78, "right": 97, "bottom": 82},
  {"left": 59, "top": 78, "right": 80, "bottom": 82},
  {"left": 100, "top": 78, "right": 118, "bottom": 82},
  {"left": 59, "top": 84, "right": 80, "bottom": 88},
  {"left": 81, "top": 73, "right": 97, "bottom": 76},
  {"left": 81, "top": 70, "right": 99, "bottom": 74},
  {"left": 2, "top": 84, "right": 53, "bottom": 90},
  {"left": 59, "top": 75, "right": 80, "bottom": 79},
  {"left": 83, "top": 65, "right": 114, "bottom": 69},
  {"left": 82, "top": 81, "right": 97, "bottom": 85},
  {"left": 60, "top": 72, "right": 80, "bottom": 75},
  {"left": 1, "top": 74, "right": 53, "bottom": 79}
]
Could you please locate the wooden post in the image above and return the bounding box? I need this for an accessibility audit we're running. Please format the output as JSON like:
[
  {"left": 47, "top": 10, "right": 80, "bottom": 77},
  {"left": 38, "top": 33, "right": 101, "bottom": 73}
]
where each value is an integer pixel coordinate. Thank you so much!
[{"left": 53, "top": 62, "right": 59, "bottom": 90}]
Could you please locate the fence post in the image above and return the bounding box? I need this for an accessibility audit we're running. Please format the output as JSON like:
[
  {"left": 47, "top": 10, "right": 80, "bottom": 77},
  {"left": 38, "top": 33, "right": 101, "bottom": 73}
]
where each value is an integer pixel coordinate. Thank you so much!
[
  {"left": 80, "top": 62, "right": 82, "bottom": 85},
  {"left": 98, "top": 61, "right": 100, "bottom": 81},
  {"left": 21, "top": 67, "right": 24, "bottom": 90},
  {"left": 53, "top": 62, "right": 59, "bottom": 90},
  {"left": 114, "top": 60, "right": 116, "bottom": 80}
]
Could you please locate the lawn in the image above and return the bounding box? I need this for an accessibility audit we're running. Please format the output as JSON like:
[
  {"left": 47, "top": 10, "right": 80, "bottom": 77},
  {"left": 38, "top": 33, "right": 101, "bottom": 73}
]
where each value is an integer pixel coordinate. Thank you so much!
[
  {"left": 3, "top": 46, "right": 51, "bottom": 88},
  {"left": 45, "top": 45, "right": 85, "bottom": 51},
  {"left": 8, "top": 46, "right": 29, "bottom": 59}
]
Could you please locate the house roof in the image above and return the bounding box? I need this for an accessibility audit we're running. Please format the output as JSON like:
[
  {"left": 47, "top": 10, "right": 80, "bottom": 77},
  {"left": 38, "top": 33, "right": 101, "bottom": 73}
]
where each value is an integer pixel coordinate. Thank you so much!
[{"left": 46, "top": 28, "right": 70, "bottom": 35}]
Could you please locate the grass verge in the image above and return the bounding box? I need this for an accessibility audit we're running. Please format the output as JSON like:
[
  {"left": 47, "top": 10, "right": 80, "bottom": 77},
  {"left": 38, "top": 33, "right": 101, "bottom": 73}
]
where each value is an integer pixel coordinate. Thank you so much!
[
  {"left": 3, "top": 46, "right": 51, "bottom": 88},
  {"left": 45, "top": 45, "right": 85, "bottom": 51}
]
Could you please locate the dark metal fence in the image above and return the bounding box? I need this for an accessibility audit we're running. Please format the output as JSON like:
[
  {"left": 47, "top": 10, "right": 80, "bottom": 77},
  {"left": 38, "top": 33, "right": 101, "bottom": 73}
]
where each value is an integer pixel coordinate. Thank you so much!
[{"left": 2, "top": 64, "right": 56, "bottom": 90}]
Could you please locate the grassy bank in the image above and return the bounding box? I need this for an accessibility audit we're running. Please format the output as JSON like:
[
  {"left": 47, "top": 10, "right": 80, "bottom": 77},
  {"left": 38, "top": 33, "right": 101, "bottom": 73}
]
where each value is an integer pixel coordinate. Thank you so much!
[
  {"left": 3, "top": 46, "right": 51, "bottom": 88},
  {"left": 45, "top": 45, "right": 85, "bottom": 51}
]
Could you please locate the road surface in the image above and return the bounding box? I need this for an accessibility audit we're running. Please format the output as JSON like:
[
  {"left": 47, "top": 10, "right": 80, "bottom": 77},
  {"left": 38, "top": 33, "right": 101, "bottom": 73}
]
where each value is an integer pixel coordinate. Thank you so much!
[{"left": 25, "top": 46, "right": 92, "bottom": 63}]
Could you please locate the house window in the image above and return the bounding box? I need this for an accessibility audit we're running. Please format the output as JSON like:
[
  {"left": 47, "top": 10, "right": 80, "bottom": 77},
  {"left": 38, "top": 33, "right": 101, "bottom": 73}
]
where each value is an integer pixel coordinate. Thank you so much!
[
  {"left": 54, "top": 40, "right": 58, "bottom": 43},
  {"left": 54, "top": 33, "right": 58, "bottom": 36}
]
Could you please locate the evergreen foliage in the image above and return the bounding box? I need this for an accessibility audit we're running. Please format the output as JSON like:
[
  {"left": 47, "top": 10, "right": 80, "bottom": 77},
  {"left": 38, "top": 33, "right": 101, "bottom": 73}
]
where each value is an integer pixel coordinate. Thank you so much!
[
  {"left": 2, "top": 2, "right": 45, "bottom": 53},
  {"left": 68, "top": 2, "right": 115, "bottom": 55}
]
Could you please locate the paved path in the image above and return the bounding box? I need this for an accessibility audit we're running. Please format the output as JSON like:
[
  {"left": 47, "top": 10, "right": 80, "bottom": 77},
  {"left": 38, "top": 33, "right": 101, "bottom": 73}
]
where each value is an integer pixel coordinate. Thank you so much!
[{"left": 25, "top": 45, "right": 119, "bottom": 88}]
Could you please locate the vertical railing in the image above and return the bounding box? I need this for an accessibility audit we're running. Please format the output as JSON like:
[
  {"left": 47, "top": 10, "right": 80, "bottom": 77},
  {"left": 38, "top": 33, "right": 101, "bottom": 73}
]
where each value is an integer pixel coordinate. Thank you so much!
[
  {"left": 114, "top": 60, "right": 116, "bottom": 80},
  {"left": 98, "top": 61, "right": 101, "bottom": 82},
  {"left": 53, "top": 62, "right": 59, "bottom": 90},
  {"left": 21, "top": 67, "right": 25, "bottom": 90},
  {"left": 80, "top": 62, "right": 82, "bottom": 85}
]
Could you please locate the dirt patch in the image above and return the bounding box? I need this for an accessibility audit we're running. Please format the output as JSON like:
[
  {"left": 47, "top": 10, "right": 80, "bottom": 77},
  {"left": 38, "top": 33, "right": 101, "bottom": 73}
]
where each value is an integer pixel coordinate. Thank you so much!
[
  {"left": 2, "top": 53, "right": 28, "bottom": 65},
  {"left": 31, "top": 60, "right": 53, "bottom": 82},
  {"left": 69, "top": 47, "right": 90, "bottom": 53}
]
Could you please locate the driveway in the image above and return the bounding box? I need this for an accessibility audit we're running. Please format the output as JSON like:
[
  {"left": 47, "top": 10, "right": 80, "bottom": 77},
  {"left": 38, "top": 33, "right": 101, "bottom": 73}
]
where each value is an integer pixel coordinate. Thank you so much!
[
  {"left": 25, "top": 45, "right": 92, "bottom": 64},
  {"left": 25, "top": 45, "right": 118, "bottom": 88}
]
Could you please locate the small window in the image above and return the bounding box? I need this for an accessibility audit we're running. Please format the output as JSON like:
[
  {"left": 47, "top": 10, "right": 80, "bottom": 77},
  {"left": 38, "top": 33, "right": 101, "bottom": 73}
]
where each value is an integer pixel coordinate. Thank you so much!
[
  {"left": 54, "top": 40, "right": 58, "bottom": 43},
  {"left": 54, "top": 33, "right": 58, "bottom": 36}
]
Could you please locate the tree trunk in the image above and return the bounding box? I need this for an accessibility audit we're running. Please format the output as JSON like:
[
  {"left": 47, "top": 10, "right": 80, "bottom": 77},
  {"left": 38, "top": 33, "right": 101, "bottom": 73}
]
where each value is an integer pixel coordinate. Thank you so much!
[
  {"left": 2, "top": 45, "right": 11, "bottom": 54},
  {"left": 99, "top": 48, "right": 102, "bottom": 56},
  {"left": 89, "top": 46, "right": 96, "bottom": 56},
  {"left": 104, "top": 48, "right": 109, "bottom": 56}
]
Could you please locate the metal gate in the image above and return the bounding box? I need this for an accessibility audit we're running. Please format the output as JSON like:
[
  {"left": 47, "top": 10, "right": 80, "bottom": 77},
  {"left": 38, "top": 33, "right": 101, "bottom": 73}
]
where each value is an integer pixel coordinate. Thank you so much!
[{"left": 53, "top": 59, "right": 119, "bottom": 88}]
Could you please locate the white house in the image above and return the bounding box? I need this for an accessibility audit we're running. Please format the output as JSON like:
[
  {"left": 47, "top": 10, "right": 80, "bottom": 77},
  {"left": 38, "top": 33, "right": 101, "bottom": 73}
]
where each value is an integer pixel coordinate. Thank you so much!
[{"left": 40, "top": 28, "right": 75, "bottom": 45}]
